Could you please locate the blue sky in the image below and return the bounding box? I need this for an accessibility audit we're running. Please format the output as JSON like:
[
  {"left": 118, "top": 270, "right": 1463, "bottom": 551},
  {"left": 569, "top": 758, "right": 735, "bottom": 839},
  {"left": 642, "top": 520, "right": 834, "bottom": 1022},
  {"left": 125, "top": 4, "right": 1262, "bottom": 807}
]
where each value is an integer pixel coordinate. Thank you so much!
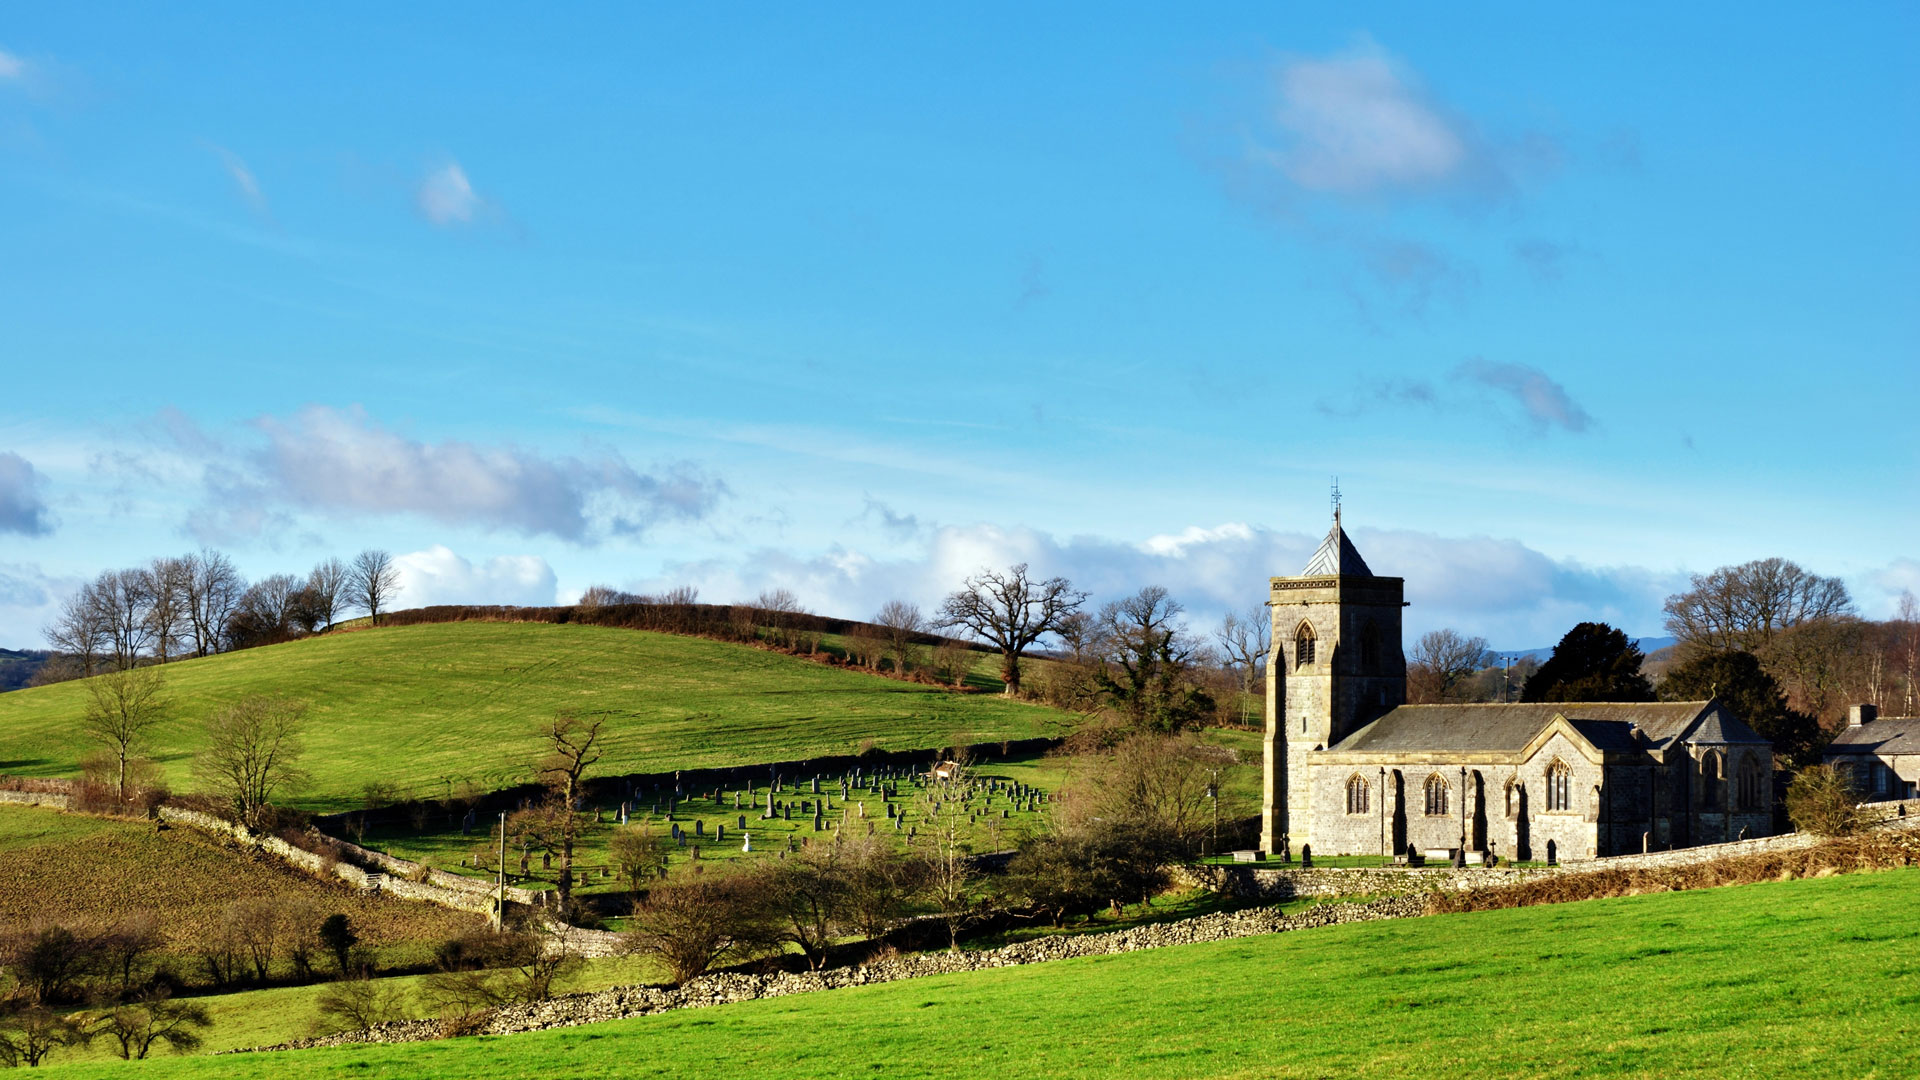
[{"left": 1, "top": 4, "right": 1915, "bottom": 650}]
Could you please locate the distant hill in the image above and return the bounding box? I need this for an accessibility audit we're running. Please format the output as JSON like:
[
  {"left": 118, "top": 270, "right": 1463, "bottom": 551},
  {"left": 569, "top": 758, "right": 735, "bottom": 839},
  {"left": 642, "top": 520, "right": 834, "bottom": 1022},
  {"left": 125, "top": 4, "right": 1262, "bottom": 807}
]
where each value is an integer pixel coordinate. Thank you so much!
[
  {"left": 0, "top": 621, "right": 1074, "bottom": 813},
  {"left": 1493, "top": 636, "right": 1678, "bottom": 663},
  {"left": 0, "top": 649, "right": 49, "bottom": 693}
]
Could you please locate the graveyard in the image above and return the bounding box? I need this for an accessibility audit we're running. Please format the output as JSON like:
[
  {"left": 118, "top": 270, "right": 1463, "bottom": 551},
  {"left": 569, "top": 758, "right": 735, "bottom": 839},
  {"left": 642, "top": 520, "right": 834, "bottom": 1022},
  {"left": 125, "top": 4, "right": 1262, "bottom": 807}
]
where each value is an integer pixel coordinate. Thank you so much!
[{"left": 352, "top": 761, "right": 1058, "bottom": 898}]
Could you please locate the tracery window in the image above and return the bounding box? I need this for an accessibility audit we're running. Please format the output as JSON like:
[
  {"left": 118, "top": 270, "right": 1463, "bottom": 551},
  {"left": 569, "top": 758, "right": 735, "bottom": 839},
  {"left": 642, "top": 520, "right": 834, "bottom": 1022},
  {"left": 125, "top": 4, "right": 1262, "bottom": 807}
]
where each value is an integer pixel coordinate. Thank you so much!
[
  {"left": 1423, "top": 773, "right": 1449, "bottom": 817},
  {"left": 1295, "top": 623, "right": 1316, "bottom": 669},
  {"left": 1346, "top": 775, "right": 1370, "bottom": 815},
  {"left": 1546, "top": 761, "right": 1572, "bottom": 812}
]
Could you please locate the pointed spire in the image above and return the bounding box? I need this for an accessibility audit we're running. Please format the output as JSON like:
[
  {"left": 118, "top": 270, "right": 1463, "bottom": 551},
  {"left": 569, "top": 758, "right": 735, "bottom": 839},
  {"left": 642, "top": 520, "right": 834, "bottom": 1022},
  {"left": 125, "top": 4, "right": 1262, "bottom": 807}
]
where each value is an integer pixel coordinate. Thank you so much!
[{"left": 1301, "top": 506, "right": 1373, "bottom": 577}]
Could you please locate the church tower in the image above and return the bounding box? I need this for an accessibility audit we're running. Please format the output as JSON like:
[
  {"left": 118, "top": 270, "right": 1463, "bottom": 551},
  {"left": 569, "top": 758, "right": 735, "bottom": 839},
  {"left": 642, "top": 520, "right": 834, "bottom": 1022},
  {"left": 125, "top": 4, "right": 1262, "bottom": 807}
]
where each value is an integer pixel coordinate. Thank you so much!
[{"left": 1260, "top": 508, "right": 1407, "bottom": 855}]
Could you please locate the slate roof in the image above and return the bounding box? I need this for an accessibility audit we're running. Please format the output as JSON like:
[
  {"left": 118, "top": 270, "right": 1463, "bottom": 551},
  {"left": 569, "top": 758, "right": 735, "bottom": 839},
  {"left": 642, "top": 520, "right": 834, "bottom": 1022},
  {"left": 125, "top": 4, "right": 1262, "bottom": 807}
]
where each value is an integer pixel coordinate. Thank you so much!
[
  {"left": 1328, "top": 700, "right": 1764, "bottom": 756},
  {"left": 1828, "top": 717, "right": 1920, "bottom": 756},
  {"left": 1301, "top": 517, "right": 1374, "bottom": 577}
]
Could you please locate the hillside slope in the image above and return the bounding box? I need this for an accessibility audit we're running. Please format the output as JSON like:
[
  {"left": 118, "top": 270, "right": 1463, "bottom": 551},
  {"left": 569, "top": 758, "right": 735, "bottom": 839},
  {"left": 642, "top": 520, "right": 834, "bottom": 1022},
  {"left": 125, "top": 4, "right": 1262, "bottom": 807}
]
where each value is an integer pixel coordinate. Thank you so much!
[
  {"left": 38, "top": 864, "right": 1919, "bottom": 1078},
  {"left": 0, "top": 623, "right": 1074, "bottom": 813}
]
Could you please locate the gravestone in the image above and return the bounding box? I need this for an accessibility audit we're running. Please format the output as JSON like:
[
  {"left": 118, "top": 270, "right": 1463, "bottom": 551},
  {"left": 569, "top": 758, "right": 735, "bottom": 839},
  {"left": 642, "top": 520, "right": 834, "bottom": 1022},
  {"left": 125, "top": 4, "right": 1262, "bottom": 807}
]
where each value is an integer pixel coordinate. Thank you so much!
[
  {"left": 542, "top": 852, "right": 552, "bottom": 869},
  {"left": 813, "top": 812, "right": 823, "bottom": 832},
  {"left": 695, "top": 820, "right": 705, "bottom": 838},
  {"left": 741, "top": 832, "right": 751, "bottom": 852},
  {"left": 893, "top": 814, "right": 902, "bottom": 830},
  {"left": 715, "top": 824, "right": 725, "bottom": 843},
  {"left": 1547, "top": 840, "right": 1558, "bottom": 866},
  {"left": 738, "top": 815, "right": 747, "bottom": 830},
  {"left": 783, "top": 804, "right": 792, "bottom": 821},
  {"left": 1299, "top": 844, "right": 1312, "bottom": 868}
]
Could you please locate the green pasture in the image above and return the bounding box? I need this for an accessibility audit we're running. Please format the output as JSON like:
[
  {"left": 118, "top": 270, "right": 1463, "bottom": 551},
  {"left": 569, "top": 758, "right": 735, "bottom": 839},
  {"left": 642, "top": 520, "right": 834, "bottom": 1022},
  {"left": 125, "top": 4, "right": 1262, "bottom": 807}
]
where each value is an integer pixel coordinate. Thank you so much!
[
  {"left": 40, "top": 865, "right": 1919, "bottom": 1078},
  {"left": 0, "top": 622, "right": 1076, "bottom": 813}
]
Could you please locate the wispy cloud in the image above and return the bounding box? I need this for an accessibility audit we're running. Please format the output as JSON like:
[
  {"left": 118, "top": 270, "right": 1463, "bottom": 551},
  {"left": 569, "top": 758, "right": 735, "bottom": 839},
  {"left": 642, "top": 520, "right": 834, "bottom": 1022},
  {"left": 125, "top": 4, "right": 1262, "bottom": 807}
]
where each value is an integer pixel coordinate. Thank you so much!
[
  {"left": 201, "top": 141, "right": 270, "bottom": 219},
  {"left": 1317, "top": 359, "right": 1593, "bottom": 435},
  {"left": 416, "top": 161, "right": 485, "bottom": 227},
  {"left": 1455, "top": 358, "right": 1593, "bottom": 433},
  {"left": 0, "top": 49, "right": 25, "bottom": 82},
  {"left": 0, "top": 452, "right": 53, "bottom": 536},
  {"left": 168, "top": 405, "right": 726, "bottom": 544}
]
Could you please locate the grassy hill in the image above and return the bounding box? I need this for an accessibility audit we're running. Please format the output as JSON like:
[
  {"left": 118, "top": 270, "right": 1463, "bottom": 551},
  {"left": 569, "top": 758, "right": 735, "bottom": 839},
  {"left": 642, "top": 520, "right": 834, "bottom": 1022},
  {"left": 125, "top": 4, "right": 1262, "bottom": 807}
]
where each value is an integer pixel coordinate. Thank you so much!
[
  {"left": 38, "top": 864, "right": 1918, "bottom": 1078},
  {"left": 0, "top": 623, "right": 1076, "bottom": 813}
]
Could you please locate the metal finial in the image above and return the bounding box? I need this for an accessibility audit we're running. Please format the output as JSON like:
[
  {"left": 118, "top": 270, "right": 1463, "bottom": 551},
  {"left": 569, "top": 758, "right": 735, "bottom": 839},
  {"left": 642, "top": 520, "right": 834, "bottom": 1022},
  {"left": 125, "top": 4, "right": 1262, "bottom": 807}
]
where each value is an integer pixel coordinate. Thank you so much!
[{"left": 1331, "top": 477, "right": 1342, "bottom": 524}]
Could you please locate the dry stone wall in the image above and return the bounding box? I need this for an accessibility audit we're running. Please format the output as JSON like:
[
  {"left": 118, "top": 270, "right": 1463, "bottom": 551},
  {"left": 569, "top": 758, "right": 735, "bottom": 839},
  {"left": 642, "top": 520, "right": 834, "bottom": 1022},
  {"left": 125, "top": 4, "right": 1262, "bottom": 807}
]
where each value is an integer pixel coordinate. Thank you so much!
[
  {"left": 236, "top": 893, "right": 1427, "bottom": 1053},
  {"left": 1175, "top": 862, "right": 1559, "bottom": 900}
]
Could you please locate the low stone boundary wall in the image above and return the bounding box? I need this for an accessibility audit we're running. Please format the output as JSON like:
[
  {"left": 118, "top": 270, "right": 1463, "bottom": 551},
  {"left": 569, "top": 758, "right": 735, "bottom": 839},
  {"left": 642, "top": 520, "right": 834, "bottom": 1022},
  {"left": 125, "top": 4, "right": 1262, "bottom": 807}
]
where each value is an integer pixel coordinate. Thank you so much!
[
  {"left": 0, "top": 790, "right": 73, "bottom": 810},
  {"left": 1174, "top": 863, "right": 1560, "bottom": 900},
  {"left": 236, "top": 893, "right": 1426, "bottom": 1053},
  {"left": 1589, "top": 814, "right": 1920, "bottom": 872}
]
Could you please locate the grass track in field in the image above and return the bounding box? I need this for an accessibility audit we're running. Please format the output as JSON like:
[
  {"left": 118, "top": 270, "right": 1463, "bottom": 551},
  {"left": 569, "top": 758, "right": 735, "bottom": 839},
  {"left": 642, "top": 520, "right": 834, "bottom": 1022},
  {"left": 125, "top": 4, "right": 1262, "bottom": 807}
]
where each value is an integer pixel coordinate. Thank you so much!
[
  {"left": 40, "top": 864, "right": 1920, "bottom": 1078},
  {"left": 0, "top": 623, "right": 1076, "bottom": 813}
]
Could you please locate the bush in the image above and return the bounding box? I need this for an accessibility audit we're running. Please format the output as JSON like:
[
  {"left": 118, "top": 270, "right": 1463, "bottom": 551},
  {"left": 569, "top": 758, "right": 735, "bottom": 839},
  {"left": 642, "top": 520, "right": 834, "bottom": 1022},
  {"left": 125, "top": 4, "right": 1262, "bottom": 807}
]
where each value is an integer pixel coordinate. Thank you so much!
[
  {"left": 622, "top": 873, "right": 772, "bottom": 985},
  {"left": 311, "top": 976, "right": 408, "bottom": 1036},
  {"left": 1003, "top": 820, "right": 1186, "bottom": 925},
  {"left": 1786, "top": 764, "right": 1871, "bottom": 837}
]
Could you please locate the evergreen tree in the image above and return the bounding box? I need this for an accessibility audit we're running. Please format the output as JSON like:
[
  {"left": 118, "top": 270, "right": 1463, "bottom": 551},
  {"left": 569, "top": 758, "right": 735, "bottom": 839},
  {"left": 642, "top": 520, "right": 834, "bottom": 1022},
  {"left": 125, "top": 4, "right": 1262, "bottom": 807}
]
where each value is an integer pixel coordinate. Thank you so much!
[
  {"left": 1521, "top": 622, "right": 1654, "bottom": 702},
  {"left": 1659, "top": 649, "right": 1824, "bottom": 765}
]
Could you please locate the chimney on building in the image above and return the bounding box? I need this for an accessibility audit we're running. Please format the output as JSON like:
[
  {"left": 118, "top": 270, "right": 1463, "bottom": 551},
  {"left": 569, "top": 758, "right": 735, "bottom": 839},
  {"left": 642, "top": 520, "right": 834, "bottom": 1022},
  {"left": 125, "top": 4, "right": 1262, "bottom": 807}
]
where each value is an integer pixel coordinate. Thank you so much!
[{"left": 1849, "top": 704, "right": 1878, "bottom": 727}]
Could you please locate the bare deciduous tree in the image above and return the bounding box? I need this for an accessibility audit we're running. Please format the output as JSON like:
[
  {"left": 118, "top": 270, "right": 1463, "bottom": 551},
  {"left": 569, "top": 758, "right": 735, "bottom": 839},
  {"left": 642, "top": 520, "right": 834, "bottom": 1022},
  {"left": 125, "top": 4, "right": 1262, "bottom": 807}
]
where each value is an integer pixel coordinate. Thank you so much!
[
  {"left": 532, "top": 712, "right": 605, "bottom": 907},
  {"left": 873, "top": 600, "right": 925, "bottom": 675},
  {"left": 1090, "top": 586, "right": 1212, "bottom": 733},
  {"left": 184, "top": 550, "right": 245, "bottom": 657},
  {"left": 193, "top": 696, "right": 310, "bottom": 828},
  {"left": 1214, "top": 606, "right": 1271, "bottom": 726},
  {"left": 1408, "top": 628, "right": 1492, "bottom": 704},
  {"left": 144, "top": 557, "right": 191, "bottom": 663},
  {"left": 934, "top": 563, "right": 1087, "bottom": 696},
  {"left": 348, "top": 549, "right": 402, "bottom": 626},
  {"left": 96, "top": 569, "right": 156, "bottom": 671},
  {"left": 81, "top": 665, "right": 170, "bottom": 802},
  {"left": 45, "top": 588, "right": 108, "bottom": 677},
  {"left": 304, "top": 557, "right": 350, "bottom": 631},
  {"left": 1663, "top": 557, "right": 1855, "bottom": 656}
]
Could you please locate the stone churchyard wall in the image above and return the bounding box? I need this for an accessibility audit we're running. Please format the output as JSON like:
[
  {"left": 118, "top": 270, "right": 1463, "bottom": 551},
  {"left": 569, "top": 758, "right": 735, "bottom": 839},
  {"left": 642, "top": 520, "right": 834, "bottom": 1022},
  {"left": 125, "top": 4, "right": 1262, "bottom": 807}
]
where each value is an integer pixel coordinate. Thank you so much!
[
  {"left": 236, "top": 893, "right": 1429, "bottom": 1053},
  {"left": 1175, "top": 862, "right": 1560, "bottom": 901}
]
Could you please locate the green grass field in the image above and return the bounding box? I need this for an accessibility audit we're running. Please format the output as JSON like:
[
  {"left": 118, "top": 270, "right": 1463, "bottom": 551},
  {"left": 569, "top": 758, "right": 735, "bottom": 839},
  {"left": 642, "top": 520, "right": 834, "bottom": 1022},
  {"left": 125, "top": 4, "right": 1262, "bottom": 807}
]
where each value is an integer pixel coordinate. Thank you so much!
[
  {"left": 37, "top": 863, "right": 1918, "bottom": 1078},
  {"left": 0, "top": 623, "right": 1077, "bottom": 813}
]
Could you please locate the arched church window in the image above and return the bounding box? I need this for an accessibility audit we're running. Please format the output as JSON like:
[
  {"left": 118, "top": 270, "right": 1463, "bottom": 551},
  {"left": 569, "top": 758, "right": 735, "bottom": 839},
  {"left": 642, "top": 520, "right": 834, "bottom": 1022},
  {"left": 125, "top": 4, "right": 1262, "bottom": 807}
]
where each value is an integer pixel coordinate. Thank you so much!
[
  {"left": 1346, "top": 775, "right": 1370, "bottom": 815},
  {"left": 1700, "top": 751, "right": 1724, "bottom": 808},
  {"left": 1295, "top": 623, "right": 1316, "bottom": 669},
  {"left": 1423, "top": 774, "right": 1448, "bottom": 817},
  {"left": 1546, "top": 761, "right": 1572, "bottom": 812},
  {"left": 1737, "top": 756, "right": 1763, "bottom": 811},
  {"left": 1504, "top": 780, "right": 1519, "bottom": 820}
]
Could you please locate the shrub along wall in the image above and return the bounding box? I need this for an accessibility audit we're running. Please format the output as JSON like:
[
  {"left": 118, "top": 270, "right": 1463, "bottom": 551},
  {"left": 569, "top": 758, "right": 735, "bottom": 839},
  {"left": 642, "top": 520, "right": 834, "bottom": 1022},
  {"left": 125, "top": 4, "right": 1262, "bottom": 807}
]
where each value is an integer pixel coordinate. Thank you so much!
[{"left": 236, "top": 894, "right": 1427, "bottom": 1053}]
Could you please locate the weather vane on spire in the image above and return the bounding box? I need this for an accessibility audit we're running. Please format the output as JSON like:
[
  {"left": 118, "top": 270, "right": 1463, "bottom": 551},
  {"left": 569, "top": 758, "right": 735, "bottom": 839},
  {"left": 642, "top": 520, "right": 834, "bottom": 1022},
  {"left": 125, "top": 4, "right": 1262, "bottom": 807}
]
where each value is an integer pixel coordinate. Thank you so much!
[{"left": 1331, "top": 476, "right": 1342, "bottom": 525}]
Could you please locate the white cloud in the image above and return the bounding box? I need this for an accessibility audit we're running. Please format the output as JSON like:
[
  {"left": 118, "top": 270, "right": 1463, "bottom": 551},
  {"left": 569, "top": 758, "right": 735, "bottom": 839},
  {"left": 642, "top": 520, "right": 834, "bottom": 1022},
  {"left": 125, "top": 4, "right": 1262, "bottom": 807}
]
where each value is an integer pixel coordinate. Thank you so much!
[
  {"left": 0, "top": 452, "right": 53, "bottom": 536},
  {"left": 174, "top": 405, "right": 725, "bottom": 543},
  {"left": 416, "top": 162, "right": 484, "bottom": 226},
  {"left": 0, "top": 562, "right": 77, "bottom": 648},
  {"left": 630, "top": 520, "right": 1675, "bottom": 649},
  {"left": 1265, "top": 44, "right": 1468, "bottom": 196},
  {"left": 0, "top": 50, "right": 24, "bottom": 81},
  {"left": 393, "top": 546, "right": 559, "bottom": 608}
]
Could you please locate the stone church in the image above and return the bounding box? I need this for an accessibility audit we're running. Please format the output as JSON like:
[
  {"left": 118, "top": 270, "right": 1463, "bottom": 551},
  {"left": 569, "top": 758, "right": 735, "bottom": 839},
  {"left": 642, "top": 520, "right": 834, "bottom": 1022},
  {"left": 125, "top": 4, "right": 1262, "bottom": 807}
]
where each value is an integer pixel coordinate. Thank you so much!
[{"left": 1259, "top": 513, "right": 1776, "bottom": 862}]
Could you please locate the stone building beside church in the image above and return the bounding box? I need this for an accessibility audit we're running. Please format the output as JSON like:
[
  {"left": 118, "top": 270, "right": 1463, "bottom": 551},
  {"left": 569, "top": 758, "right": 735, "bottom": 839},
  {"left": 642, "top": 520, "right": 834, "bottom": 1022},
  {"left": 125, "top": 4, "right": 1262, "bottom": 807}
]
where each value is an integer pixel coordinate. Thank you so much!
[{"left": 1260, "top": 514, "right": 1776, "bottom": 862}]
